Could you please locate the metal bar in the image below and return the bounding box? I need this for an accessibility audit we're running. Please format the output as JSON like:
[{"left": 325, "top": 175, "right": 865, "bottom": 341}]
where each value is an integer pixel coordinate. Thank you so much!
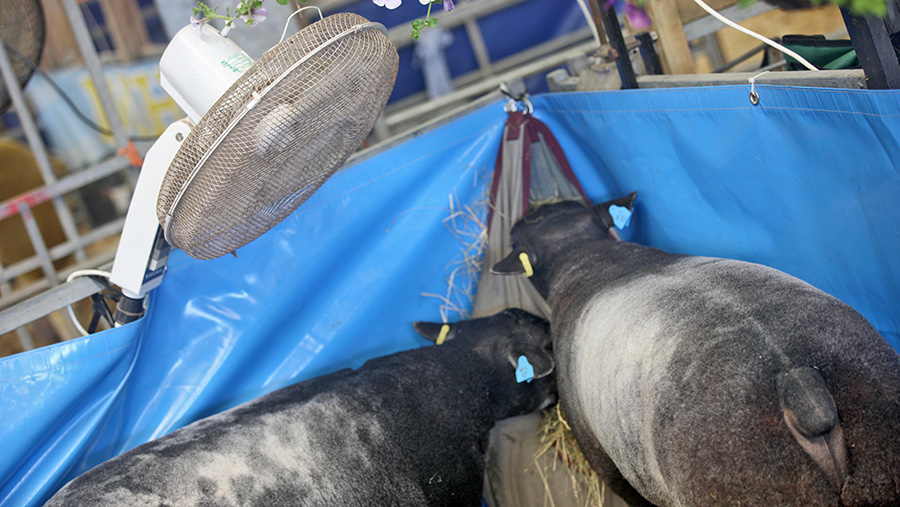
[
  {"left": 1, "top": 257, "right": 42, "bottom": 283},
  {"left": 840, "top": 7, "right": 900, "bottom": 89},
  {"left": 592, "top": 0, "right": 638, "bottom": 89},
  {"left": 0, "top": 275, "right": 107, "bottom": 336},
  {"left": 1, "top": 279, "right": 49, "bottom": 311},
  {"left": 0, "top": 156, "right": 132, "bottom": 221},
  {"left": 636, "top": 68, "right": 867, "bottom": 89},
  {"left": 464, "top": 19, "right": 494, "bottom": 80},
  {"left": 713, "top": 41, "right": 769, "bottom": 73},
  {"left": 0, "top": 250, "right": 118, "bottom": 311},
  {"left": 0, "top": 217, "right": 124, "bottom": 284},
  {"left": 637, "top": 32, "right": 663, "bottom": 75},
  {"left": 348, "top": 91, "right": 505, "bottom": 170},
  {"left": 0, "top": 28, "right": 87, "bottom": 262},
  {"left": 386, "top": 0, "right": 527, "bottom": 49},
  {"left": 0, "top": 264, "right": 11, "bottom": 296},
  {"left": 61, "top": 0, "right": 130, "bottom": 146},
  {"left": 452, "top": 27, "right": 594, "bottom": 89},
  {"left": 51, "top": 217, "right": 125, "bottom": 259},
  {"left": 757, "top": 59, "right": 788, "bottom": 72},
  {"left": 383, "top": 28, "right": 594, "bottom": 116},
  {"left": 0, "top": 37, "right": 58, "bottom": 185},
  {"left": 682, "top": 1, "right": 775, "bottom": 41},
  {"left": 15, "top": 326, "right": 36, "bottom": 352},
  {"left": 698, "top": 34, "right": 725, "bottom": 69},
  {"left": 384, "top": 40, "right": 597, "bottom": 128},
  {"left": 17, "top": 202, "right": 59, "bottom": 286}
]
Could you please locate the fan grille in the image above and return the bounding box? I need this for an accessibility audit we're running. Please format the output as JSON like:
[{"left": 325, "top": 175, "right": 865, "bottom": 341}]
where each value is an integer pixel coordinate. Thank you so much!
[
  {"left": 157, "top": 13, "right": 398, "bottom": 260},
  {"left": 0, "top": 0, "right": 45, "bottom": 113}
]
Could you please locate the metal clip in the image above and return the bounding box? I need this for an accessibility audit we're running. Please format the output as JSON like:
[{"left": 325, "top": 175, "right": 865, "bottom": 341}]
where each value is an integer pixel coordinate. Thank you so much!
[{"left": 503, "top": 95, "right": 534, "bottom": 115}]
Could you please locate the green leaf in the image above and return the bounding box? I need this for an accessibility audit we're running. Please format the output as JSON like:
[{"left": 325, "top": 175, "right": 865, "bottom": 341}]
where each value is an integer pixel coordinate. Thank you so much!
[
  {"left": 277, "top": 0, "right": 292, "bottom": 4},
  {"left": 412, "top": 19, "right": 425, "bottom": 30},
  {"left": 425, "top": 16, "right": 438, "bottom": 27}
]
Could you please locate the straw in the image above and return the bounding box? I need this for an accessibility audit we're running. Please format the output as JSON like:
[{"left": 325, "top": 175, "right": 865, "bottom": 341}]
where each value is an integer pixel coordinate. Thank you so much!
[
  {"left": 535, "top": 403, "right": 606, "bottom": 507},
  {"left": 421, "top": 186, "right": 490, "bottom": 323}
]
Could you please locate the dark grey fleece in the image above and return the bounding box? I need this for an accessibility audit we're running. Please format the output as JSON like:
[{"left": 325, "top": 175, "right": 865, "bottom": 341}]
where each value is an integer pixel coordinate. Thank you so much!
[
  {"left": 499, "top": 201, "right": 900, "bottom": 507},
  {"left": 44, "top": 309, "right": 556, "bottom": 507}
]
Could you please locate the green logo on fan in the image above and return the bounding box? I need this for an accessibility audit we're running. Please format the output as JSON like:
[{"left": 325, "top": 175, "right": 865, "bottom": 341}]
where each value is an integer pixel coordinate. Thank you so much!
[{"left": 221, "top": 53, "right": 253, "bottom": 73}]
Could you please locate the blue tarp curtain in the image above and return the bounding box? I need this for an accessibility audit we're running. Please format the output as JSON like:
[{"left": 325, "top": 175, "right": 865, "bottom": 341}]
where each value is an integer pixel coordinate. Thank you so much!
[{"left": 2, "top": 85, "right": 898, "bottom": 506}]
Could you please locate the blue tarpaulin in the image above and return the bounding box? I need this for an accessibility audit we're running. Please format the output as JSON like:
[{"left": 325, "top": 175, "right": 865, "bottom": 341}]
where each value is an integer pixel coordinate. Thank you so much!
[{"left": 2, "top": 85, "right": 899, "bottom": 506}]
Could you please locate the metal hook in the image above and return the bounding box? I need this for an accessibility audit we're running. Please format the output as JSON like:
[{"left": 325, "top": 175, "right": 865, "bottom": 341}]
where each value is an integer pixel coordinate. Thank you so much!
[
  {"left": 281, "top": 6, "right": 325, "bottom": 43},
  {"left": 504, "top": 96, "right": 534, "bottom": 115}
]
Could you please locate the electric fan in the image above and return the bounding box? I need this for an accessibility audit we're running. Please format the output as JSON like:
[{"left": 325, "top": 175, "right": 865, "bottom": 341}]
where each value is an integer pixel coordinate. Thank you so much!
[
  {"left": 109, "top": 12, "right": 399, "bottom": 324},
  {"left": 0, "top": 0, "right": 45, "bottom": 113}
]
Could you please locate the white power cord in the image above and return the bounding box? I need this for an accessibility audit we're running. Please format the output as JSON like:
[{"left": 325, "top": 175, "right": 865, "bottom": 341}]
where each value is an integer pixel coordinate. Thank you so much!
[
  {"left": 66, "top": 269, "right": 112, "bottom": 337},
  {"left": 690, "top": 0, "right": 819, "bottom": 71}
]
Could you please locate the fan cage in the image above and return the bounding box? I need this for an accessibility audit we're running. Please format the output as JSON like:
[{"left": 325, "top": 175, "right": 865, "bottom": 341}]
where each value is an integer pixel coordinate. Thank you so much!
[
  {"left": 0, "top": 0, "right": 45, "bottom": 113},
  {"left": 157, "top": 13, "right": 398, "bottom": 260}
]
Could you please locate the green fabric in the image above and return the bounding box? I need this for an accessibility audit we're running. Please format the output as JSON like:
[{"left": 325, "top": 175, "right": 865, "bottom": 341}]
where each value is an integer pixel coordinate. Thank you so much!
[{"left": 785, "top": 44, "right": 859, "bottom": 70}]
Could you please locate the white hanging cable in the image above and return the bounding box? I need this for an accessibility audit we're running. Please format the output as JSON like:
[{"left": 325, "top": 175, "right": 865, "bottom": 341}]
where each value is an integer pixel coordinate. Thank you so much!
[
  {"left": 66, "top": 269, "right": 112, "bottom": 337},
  {"left": 575, "top": 0, "right": 603, "bottom": 48},
  {"left": 690, "top": 0, "right": 819, "bottom": 71},
  {"left": 281, "top": 6, "right": 324, "bottom": 43}
]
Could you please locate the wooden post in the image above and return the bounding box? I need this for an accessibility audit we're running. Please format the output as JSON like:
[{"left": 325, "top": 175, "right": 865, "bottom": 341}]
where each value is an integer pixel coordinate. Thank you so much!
[
  {"left": 39, "top": 0, "right": 81, "bottom": 69},
  {"left": 99, "top": 0, "right": 150, "bottom": 62},
  {"left": 646, "top": 0, "right": 697, "bottom": 74}
]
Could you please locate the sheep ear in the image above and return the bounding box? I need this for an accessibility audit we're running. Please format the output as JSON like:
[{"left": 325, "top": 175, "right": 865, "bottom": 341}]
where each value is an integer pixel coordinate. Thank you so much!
[
  {"left": 510, "top": 349, "right": 555, "bottom": 381},
  {"left": 412, "top": 322, "right": 455, "bottom": 344},
  {"left": 593, "top": 191, "right": 637, "bottom": 230},
  {"left": 491, "top": 250, "right": 527, "bottom": 275}
]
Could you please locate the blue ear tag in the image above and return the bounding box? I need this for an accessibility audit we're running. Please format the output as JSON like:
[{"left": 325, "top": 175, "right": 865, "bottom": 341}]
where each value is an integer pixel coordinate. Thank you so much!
[
  {"left": 609, "top": 204, "right": 633, "bottom": 230},
  {"left": 516, "top": 355, "right": 535, "bottom": 383}
]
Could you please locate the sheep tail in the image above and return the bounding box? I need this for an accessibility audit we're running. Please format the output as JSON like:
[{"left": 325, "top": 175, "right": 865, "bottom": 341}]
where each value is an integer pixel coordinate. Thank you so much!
[{"left": 776, "top": 366, "right": 849, "bottom": 492}]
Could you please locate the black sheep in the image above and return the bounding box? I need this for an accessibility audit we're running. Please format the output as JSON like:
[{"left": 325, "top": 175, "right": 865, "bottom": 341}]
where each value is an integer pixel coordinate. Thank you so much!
[
  {"left": 44, "top": 309, "right": 556, "bottom": 506},
  {"left": 493, "top": 197, "right": 900, "bottom": 506}
]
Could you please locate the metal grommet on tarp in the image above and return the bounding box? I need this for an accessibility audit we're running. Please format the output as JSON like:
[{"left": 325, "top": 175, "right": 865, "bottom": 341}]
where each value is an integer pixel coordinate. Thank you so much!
[{"left": 748, "top": 70, "right": 770, "bottom": 106}]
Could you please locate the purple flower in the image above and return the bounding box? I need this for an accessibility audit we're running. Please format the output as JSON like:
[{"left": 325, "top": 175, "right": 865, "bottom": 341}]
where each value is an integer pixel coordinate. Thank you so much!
[
  {"left": 443, "top": 0, "right": 454, "bottom": 11},
  {"left": 624, "top": 2, "right": 651, "bottom": 29},
  {"left": 190, "top": 15, "right": 203, "bottom": 35},
  {"left": 602, "top": 0, "right": 652, "bottom": 30},
  {"left": 241, "top": 7, "right": 268, "bottom": 25},
  {"left": 373, "top": 0, "right": 402, "bottom": 8}
]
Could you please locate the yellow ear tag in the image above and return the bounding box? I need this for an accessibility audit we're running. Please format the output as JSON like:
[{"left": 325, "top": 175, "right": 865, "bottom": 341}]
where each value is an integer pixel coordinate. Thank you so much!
[
  {"left": 519, "top": 252, "right": 534, "bottom": 278},
  {"left": 436, "top": 324, "right": 450, "bottom": 345}
]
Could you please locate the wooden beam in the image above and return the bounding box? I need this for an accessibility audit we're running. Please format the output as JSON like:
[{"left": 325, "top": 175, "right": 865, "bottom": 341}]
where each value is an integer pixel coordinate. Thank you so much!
[
  {"left": 675, "top": 0, "right": 738, "bottom": 24},
  {"left": 98, "top": 0, "right": 150, "bottom": 62},
  {"left": 38, "top": 0, "right": 81, "bottom": 69},
  {"left": 647, "top": 0, "right": 697, "bottom": 73}
]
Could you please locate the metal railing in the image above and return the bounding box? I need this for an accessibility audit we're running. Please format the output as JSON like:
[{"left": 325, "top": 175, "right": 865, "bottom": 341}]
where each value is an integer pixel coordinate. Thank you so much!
[
  {"left": 0, "top": 0, "right": 600, "bottom": 351},
  {"left": 0, "top": 0, "right": 137, "bottom": 349}
]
